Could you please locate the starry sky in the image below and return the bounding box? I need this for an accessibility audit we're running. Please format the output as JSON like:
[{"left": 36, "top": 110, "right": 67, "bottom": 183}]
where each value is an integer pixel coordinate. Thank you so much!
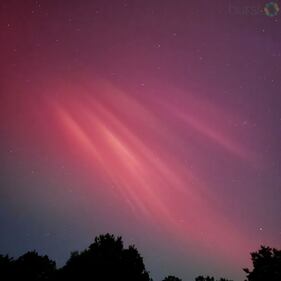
[{"left": 0, "top": 1, "right": 280, "bottom": 280}]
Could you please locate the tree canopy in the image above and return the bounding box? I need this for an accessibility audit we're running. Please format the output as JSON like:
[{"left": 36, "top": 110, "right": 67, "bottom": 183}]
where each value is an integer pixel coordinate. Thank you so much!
[
  {"left": 60, "top": 233, "right": 151, "bottom": 281},
  {"left": 243, "top": 246, "right": 281, "bottom": 281},
  {"left": 0, "top": 251, "right": 56, "bottom": 281},
  {"left": 0, "top": 234, "right": 280, "bottom": 281}
]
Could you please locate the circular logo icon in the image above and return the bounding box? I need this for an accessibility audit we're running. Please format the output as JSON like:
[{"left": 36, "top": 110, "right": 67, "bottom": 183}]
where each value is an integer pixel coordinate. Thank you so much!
[{"left": 264, "top": 2, "right": 280, "bottom": 17}]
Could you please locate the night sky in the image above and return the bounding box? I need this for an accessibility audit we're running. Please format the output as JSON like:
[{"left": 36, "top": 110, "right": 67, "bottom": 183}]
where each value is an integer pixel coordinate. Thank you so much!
[{"left": 0, "top": 1, "right": 280, "bottom": 280}]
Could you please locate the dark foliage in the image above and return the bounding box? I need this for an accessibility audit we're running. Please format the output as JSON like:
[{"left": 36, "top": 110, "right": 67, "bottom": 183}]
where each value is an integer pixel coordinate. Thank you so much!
[
  {"left": 59, "top": 233, "right": 151, "bottom": 281},
  {"left": 14, "top": 251, "right": 56, "bottom": 281},
  {"left": 0, "top": 254, "right": 14, "bottom": 280},
  {"left": 0, "top": 235, "right": 280, "bottom": 281},
  {"left": 0, "top": 251, "right": 56, "bottom": 281},
  {"left": 243, "top": 246, "right": 281, "bottom": 281}
]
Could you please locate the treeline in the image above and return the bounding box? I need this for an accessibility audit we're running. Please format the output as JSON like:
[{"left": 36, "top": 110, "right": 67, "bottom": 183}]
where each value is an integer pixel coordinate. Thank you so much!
[{"left": 0, "top": 233, "right": 280, "bottom": 281}]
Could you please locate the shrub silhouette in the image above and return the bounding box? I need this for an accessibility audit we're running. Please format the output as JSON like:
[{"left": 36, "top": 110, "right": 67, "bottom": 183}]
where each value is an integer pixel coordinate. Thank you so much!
[{"left": 243, "top": 246, "right": 281, "bottom": 281}]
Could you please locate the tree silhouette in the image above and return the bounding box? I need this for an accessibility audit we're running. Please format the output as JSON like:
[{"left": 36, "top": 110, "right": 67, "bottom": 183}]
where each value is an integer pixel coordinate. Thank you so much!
[
  {"left": 162, "top": 275, "right": 182, "bottom": 281},
  {"left": 60, "top": 233, "right": 151, "bottom": 281},
  {"left": 14, "top": 251, "right": 56, "bottom": 281},
  {"left": 1, "top": 234, "right": 280, "bottom": 281},
  {"left": 243, "top": 245, "right": 281, "bottom": 281},
  {"left": 0, "top": 254, "right": 14, "bottom": 280}
]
